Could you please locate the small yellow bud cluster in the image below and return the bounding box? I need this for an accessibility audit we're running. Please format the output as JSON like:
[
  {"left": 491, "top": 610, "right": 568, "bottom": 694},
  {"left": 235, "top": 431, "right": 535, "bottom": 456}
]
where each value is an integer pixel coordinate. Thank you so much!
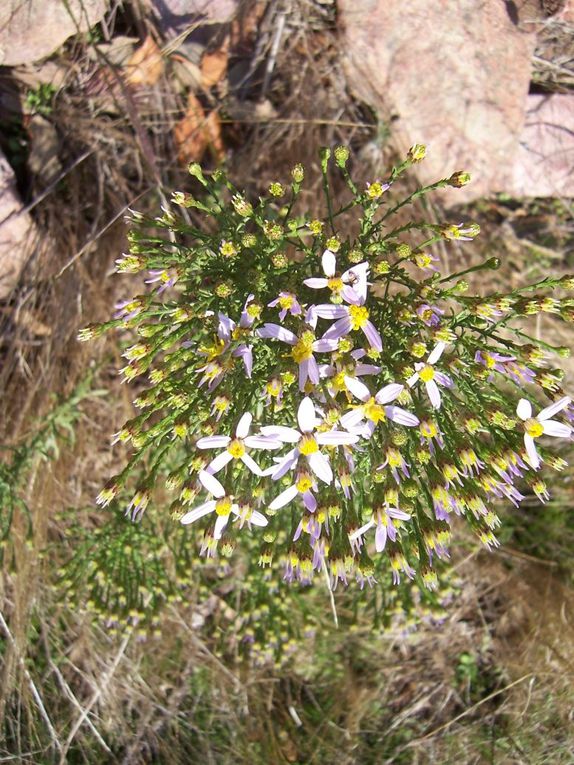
[
  {"left": 291, "top": 163, "right": 304, "bottom": 183},
  {"left": 408, "top": 144, "right": 426, "bottom": 162},
  {"left": 219, "top": 240, "right": 238, "bottom": 258},
  {"left": 263, "top": 221, "right": 283, "bottom": 240},
  {"left": 334, "top": 145, "right": 350, "bottom": 167},
  {"left": 448, "top": 171, "right": 471, "bottom": 187},
  {"left": 325, "top": 236, "right": 341, "bottom": 252}
]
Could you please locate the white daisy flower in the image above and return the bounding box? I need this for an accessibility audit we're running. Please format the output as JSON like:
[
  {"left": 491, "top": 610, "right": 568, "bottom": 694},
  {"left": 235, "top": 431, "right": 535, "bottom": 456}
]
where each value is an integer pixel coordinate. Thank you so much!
[
  {"left": 261, "top": 396, "right": 359, "bottom": 483},
  {"left": 407, "top": 342, "right": 452, "bottom": 409},
  {"left": 257, "top": 324, "right": 338, "bottom": 390},
  {"left": 303, "top": 249, "right": 370, "bottom": 303},
  {"left": 340, "top": 376, "right": 419, "bottom": 436},
  {"left": 516, "top": 397, "right": 572, "bottom": 469},
  {"left": 196, "top": 412, "right": 282, "bottom": 476},
  {"left": 182, "top": 470, "right": 267, "bottom": 539}
]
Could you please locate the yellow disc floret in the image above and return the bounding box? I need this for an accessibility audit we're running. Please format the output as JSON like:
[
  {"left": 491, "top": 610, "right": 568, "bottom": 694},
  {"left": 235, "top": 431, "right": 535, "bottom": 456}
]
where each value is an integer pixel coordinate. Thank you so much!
[
  {"left": 227, "top": 439, "right": 246, "bottom": 458},
  {"left": 215, "top": 497, "right": 232, "bottom": 516},
  {"left": 363, "top": 397, "right": 386, "bottom": 423},
  {"left": 419, "top": 365, "right": 436, "bottom": 383},
  {"left": 292, "top": 331, "right": 315, "bottom": 363},
  {"left": 327, "top": 277, "right": 344, "bottom": 293},
  {"left": 524, "top": 418, "right": 544, "bottom": 438},
  {"left": 348, "top": 305, "right": 369, "bottom": 330},
  {"left": 299, "top": 434, "right": 319, "bottom": 455},
  {"left": 296, "top": 474, "right": 313, "bottom": 493}
]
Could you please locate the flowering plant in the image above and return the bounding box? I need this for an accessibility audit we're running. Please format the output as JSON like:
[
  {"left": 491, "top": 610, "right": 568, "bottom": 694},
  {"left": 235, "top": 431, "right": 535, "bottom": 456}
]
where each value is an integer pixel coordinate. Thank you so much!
[{"left": 81, "top": 145, "right": 574, "bottom": 592}]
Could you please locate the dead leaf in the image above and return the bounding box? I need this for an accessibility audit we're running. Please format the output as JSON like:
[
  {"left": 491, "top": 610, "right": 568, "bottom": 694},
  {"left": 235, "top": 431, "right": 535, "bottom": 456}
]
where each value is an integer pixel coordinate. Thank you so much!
[
  {"left": 174, "top": 94, "right": 225, "bottom": 165},
  {"left": 204, "top": 110, "right": 225, "bottom": 162},
  {"left": 125, "top": 36, "right": 164, "bottom": 87},
  {"left": 174, "top": 93, "right": 207, "bottom": 164},
  {"left": 201, "top": 37, "right": 229, "bottom": 89},
  {"left": 231, "top": 2, "right": 267, "bottom": 48}
]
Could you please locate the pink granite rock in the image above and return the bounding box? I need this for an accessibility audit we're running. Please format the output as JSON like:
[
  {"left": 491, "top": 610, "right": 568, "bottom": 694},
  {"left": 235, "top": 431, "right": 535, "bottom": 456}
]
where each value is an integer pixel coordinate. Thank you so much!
[
  {"left": 338, "top": 0, "right": 538, "bottom": 203},
  {"left": 0, "top": 0, "right": 108, "bottom": 66},
  {"left": 512, "top": 94, "right": 574, "bottom": 197},
  {"left": 0, "top": 150, "right": 40, "bottom": 298}
]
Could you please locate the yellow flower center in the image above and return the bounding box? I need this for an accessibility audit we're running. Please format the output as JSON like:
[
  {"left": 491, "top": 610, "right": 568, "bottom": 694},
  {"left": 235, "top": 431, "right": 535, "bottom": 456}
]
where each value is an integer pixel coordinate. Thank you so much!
[
  {"left": 266, "top": 380, "right": 281, "bottom": 397},
  {"left": 419, "top": 365, "right": 435, "bottom": 383},
  {"left": 415, "top": 253, "right": 433, "bottom": 268},
  {"left": 524, "top": 418, "right": 544, "bottom": 438},
  {"left": 332, "top": 371, "right": 347, "bottom": 392},
  {"left": 299, "top": 434, "right": 319, "bottom": 455},
  {"left": 420, "top": 421, "right": 438, "bottom": 439},
  {"left": 214, "top": 396, "right": 230, "bottom": 412},
  {"left": 387, "top": 448, "right": 402, "bottom": 467},
  {"left": 291, "top": 331, "right": 315, "bottom": 363},
  {"left": 296, "top": 475, "right": 313, "bottom": 493},
  {"left": 227, "top": 439, "right": 246, "bottom": 458},
  {"left": 363, "top": 397, "right": 386, "bottom": 423},
  {"left": 215, "top": 497, "right": 232, "bottom": 516},
  {"left": 200, "top": 337, "right": 226, "bottom": 361},
  {"left": 279, "top": 294, "right": 294, "bottom": 310},
  {"left": 232, "top": 326, "right": 250, "bottom": 341},
  {"left": 483, "top": 352, "right": 496, "bottom": 370},
  {"left": 327, "top": 277, "right": 344, "bottom": 293},
  {"left": 348, "top": 304, "right": 369, "bottom": 330}
]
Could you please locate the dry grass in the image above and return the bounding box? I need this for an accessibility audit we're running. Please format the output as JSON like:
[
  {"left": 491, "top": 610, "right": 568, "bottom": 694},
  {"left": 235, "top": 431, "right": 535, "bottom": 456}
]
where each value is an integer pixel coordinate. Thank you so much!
[{"left": 0, "top": 1, "right": 573, "bottom": 763}]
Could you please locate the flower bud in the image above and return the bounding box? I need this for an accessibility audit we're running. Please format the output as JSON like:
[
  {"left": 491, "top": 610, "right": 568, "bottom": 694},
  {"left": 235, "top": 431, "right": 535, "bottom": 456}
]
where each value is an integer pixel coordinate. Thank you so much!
[
  {"left": 448, "top": 171, "right": 471, "bottom": 187},
  {"left": 408, "top": 144, "right": 426, "bottom": 162},
  {"left": 334, "top": 145, "right": 349, "bottom": 167}
]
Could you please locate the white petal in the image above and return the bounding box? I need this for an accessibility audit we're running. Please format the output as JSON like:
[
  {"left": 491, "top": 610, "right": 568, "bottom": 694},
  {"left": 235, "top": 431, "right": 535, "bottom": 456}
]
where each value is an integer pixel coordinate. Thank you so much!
[
  {"left": 386, "top": 406, "right": 420, "bottom": 427},
  {"left": 524, "top": 434, "right": 540, "bottom": 469},
  {"left": 308, "top": 451, "right": 333, "bottom": 484},
  {"left": 214, "top": 514, "right": 229, "bottom": 540},
  {"left": 313, "top": 305, "right": 348, "bottom": 319},
  {"left": 375, "top": 383, "right": 404, "bottom": 405},
  {"left": 196, "top": 435, "right": 230, "bottom": 449},
  {"left": 298, "top": 396, "right": 317, "bottom": 433},
  {"left": 349, "top": 519, "right": 375, "bottom": 540},
  {"left": 406, "top": 373, "right": 419, "bottom": 388},
  {"left": 269, "top": 484, "right": 298, "bottom": 510},
  {"left": 344, "top": 375, "right": 370, "bottom": 402},
  {"left": 541, "top": 420, "right": 572, "bottom": 438},
  {"left": 316, "top": 430, "right": 360, "bottom": 445},
  {"left": 271, "top": 449, "right": 299, "bottom": 480},
  {"left": 236, "top": 412, "right": 252, "bottom": 438},
  {"left": 243, "top": 435, "right": 283, "bottom": 450},
  {"left": 322, "top": 249, "right": 336, "bottom": 277},
  {"left": 180, "top": 501, "right": 215, "bottom": 525},
  {"left": 538, "top": 396, "right": 571, "bottom": 421},
  {"left": 260, "top": 426, "right": 301, "bottom": 443},
  {"left": 303, "top": 278, "right": 329, "bottom": 289},
  {"left": 257, "top": 324, "right": 297, "bottom": 344},
  {"left": 426, "top": 379, "right": 441, "bottom": 409},
  {"left": 207, "top": 451, "right": 233, "bottom": 473},
  {"left": 356, "top": 364, "right": 382, "bottom": 376},
  {"left": 247, "top": 509, "right": 268, "bottom": 527},
  {"left": 240, "top": 452, "right": 263, "bottom": 475},
  {"left": 340, "top": 408, "right": 365, "bottom": 428},
  {"left": 375, "top": 523, "right": 387, "bottom": 553},
  {"left": 198, "top": 470, "right": 226, "bottom": 497},
  {"left": 516, "top": 399, "right": 532, "bottom": 421},
  {"left": 427, "top": 342, "right": 446, "bottom": 365}
]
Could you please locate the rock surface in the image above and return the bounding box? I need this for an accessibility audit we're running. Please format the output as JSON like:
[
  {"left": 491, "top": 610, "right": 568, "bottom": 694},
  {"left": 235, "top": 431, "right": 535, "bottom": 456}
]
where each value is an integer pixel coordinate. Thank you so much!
[
  {"left": 338, "top": 0, "right": 539, "bottom": 203},
  {"left": 0, "top": 150, "right": 39, "bottom": 298},
  {"left": 512, "top": 94, "right": 574, "bottom": 197},
  {"left": 0, "top": 0, "right": 108, "bottom": 66},
  {"left": 149, "top": 0, "right": 238, "bottom": 37}
]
